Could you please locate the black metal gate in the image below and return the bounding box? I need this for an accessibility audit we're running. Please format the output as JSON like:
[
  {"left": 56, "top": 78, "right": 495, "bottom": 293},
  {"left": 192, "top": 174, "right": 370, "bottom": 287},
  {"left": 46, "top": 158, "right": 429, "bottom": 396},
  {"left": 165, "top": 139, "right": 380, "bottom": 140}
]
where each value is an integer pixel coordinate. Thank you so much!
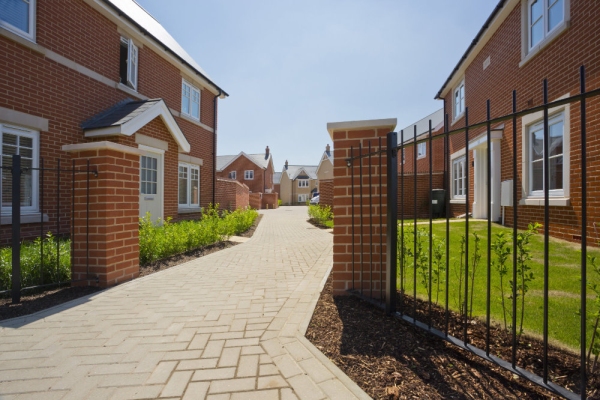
[
  {"left": 346, "top": 66, "right": 600, "bottom": 399},
  {"left": 0, "top": 155, "right": 96, "bottom": 303}
]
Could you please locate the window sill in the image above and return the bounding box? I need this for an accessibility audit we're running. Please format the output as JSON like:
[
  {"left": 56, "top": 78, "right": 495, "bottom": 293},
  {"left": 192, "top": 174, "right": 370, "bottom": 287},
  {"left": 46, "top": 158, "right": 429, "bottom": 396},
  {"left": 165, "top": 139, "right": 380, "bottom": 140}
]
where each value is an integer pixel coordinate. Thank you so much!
[
  {"left": 417, "top": 156, "right": 426, "bottom": 160},
  {"left": 520, "top": 22, "right": 569, "bottom": 68},
  {"left": 116, "top": 83, "right": 147, "bottom": 100},
  {"left": 451, "top": 112, "right": 465, "bottom": 127},
  {"left": 519, "top": 197, "right": 570, "bottom": 207},
  {"left": 178, "top": 207, "right": 202, "bottom": 214},
  {"left": 450, "top": 199, "right": 466, "bottom": 204},
  {"left": 1, "top": 213, "right": 49, "bottom": 225}
]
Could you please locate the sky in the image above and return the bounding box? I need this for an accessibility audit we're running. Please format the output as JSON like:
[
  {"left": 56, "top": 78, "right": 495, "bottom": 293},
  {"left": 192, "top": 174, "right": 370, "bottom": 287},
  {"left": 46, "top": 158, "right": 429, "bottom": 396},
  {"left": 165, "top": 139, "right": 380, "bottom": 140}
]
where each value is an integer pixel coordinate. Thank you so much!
[{"left": 136, "top": 0, "right": 499, "bottom": 167}]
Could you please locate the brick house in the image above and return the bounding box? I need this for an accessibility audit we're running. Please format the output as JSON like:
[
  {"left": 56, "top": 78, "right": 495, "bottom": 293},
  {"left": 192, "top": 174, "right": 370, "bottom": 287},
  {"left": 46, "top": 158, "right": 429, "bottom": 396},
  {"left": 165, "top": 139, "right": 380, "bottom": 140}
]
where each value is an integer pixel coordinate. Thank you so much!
[
  {"left": 216, "top": 146, "right": 275, "bottom": 194},
  {"left": 0, "top": 0, "right": 227, "bottom": 285},
  {"left": 279, "top": 161, "right": 318, "bottom": 205},
  {"left": 273, "top": 171, "right": 282, "bottom": 197},
  {"left": 316, "top": 144, "right": 333, "bottom": 208},
  {"left": 435, "top": 0, "right": 600, "bottom": 241}
]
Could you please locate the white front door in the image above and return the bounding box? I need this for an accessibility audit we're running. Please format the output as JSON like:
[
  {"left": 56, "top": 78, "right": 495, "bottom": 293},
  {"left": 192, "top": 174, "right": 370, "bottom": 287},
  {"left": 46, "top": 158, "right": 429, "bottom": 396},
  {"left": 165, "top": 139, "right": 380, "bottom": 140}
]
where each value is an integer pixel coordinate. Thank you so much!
[{"left": 139, "top": 148, "right": 163, "bottom": 222}]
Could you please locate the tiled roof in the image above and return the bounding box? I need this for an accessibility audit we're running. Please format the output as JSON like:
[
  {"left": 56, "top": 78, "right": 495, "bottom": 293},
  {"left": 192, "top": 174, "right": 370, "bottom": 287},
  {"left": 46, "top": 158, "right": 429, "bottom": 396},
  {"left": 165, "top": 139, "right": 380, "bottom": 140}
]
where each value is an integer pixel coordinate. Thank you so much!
[
  {"left": 81, "top": 99, "right": 160, "bottom": 130},
  {"left": 216, "top": 152, "right": 273, "bottom": 172},
  {"left": 273, "top": 172, "right": 282, "bottom": 184},
  {"left": 284, "top": 165, "right": 318, "bottom": 180}
]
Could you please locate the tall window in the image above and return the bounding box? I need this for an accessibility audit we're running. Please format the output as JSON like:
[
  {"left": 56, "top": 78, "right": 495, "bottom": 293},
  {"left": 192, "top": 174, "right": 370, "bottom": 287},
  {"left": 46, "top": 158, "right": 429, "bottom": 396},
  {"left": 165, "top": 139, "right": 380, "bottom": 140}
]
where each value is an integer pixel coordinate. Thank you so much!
[
  {"left": 298, "top": 179, "right": 309, "bottom": 188},
  {"left": 244, "top": 170, "right": 254, "bottom": 180},
  {"left": 140, "top": 156, "right": 158, "bottom": 195},
  {"left": 417, "top": 142, "right": 426, "bottom": 159},
  {"left": 454, "top": 80, "right": 465, "bottom": 119},
  {"left": 1, "top": 124, "right": 39, "bottom": 213},
  {"left": 452, "top": 156, "right": 466, "bottom": 199},
  {"left": 228, "top": 171, "right": 236, "bottom": 179},
  {"left": 120, "top": 37, "right": 138, "bottom": 90},
  {"left": 528, "top": 113, "right": 564, "bottom": 196},
  {"left": 181, "top": 80, "right": 200, "bottom": 120},
  {"left": 178, "top": 163, "right": 200, "bottom": 208},
  {"left": 0, "top": 0, "right": 35, "bottom": 40},
  {"left": 528, "top": 0, "right": 564, "bottom": 49}
]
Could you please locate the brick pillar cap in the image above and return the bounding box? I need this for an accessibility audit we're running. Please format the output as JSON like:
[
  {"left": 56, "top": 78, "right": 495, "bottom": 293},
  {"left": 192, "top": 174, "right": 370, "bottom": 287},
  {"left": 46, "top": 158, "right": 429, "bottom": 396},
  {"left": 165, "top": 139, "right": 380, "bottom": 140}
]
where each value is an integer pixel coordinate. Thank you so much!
[
  {"left": 327, "top": 118, "right": 397, "bottom": 139},
  {"left": 62, "top": 141, "right": 144, "bottom": 155}
]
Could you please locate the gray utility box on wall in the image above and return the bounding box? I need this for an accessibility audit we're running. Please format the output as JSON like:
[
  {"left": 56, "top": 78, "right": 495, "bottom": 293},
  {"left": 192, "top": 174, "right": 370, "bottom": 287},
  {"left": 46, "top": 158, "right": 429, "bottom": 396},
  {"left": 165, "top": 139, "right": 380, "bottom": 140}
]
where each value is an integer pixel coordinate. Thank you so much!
[{"left": 431, "top": 189, "right": 446, "bottom": 218}]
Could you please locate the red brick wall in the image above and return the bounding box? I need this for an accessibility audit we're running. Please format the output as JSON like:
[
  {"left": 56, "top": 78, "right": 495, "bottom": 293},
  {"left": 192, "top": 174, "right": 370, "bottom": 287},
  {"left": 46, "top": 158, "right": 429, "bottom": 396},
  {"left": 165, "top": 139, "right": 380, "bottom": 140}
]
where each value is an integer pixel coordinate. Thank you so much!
[
  {"left": 216, "top": 178, "right": 249, "bottom": 211},
  {"left": 262, "top": 193, "right": 279, "bottom": 209},
  {"left": 440, "top": 1, "right": 600, "bottom": 243},
  {"left": 249, "top": 193, "right": 262, "bottom": 210},
  {"left": 319, "top": 179, "right": 334, "bottom": 209},
  {"left": 397, "top": 173, "right": 445, "bottom": 219},
  {"left": 332, "top": 125, "right": 393, "bottom": 297},
  {"left": 216, "top": 156, "right": 272, "bottom": 194}
]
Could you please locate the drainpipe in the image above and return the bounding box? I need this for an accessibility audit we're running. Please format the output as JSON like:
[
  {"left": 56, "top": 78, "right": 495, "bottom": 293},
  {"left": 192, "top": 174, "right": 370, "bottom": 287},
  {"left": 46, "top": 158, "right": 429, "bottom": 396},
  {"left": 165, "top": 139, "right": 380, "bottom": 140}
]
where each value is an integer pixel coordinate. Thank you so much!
[{"left": 213, "top": 89, "right": 222, "bottom": 205}]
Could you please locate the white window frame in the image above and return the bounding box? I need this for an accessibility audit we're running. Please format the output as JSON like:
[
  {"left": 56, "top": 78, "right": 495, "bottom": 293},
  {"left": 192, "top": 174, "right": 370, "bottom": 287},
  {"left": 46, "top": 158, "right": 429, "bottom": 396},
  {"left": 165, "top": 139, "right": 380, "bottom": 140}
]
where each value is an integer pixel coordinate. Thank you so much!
[
  {"left": 452, "top": 155, "right": 467, "bottom": 200},
  {"left": 1, "top": 124, "right": 40, "bottom": 214},
  {"left": 121, "top": 37, "right": 138, "bottom": 90},
  {"left": 453, "top": 79, "right": 465, "bottom": 121},
  {"left": 527, "top": 113, "right": 565, "bottom": 197},
  {"left": 178, "top": 162, "right": 200, "bottom": 209},
  {"left": 520, "top": 0, "right": 570, "bottom": 66},
  {"left": 228, "top": 171, "right": 236, "bottom": 180},
  {"left": 298, "top": 179, "right": 309, "bottom": 188},
  {"left": 298, "top": 194, "right": 308, "bottom": 202},
  {"left": 244, "top": 170, "right": 254, "bottom": 180},
  {"left": 0, "top": 0, "right": 36, "bottom": 41},
  {"left": 181, "top": 79, "right": 201, "bottom": 121},
  {"left": 417, "top": 142, "right": 426, "bottom": 160},
  {"left": 520, "top": 94, "right": 570, "bottom": 206}
]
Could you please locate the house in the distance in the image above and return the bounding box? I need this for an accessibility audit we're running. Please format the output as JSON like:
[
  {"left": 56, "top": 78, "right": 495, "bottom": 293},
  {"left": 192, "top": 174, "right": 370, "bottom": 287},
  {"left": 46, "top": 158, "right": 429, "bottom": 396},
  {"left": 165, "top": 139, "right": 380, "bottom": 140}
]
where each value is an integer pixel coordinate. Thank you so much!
[
  {"left": 316, "top": 144, "right": 334, "bottom": 207},
  {"left": 279, "top": 161, "right": 318, "bottom": 205},
  {"left": 216, "top": 146, "right": 278, "bottom": 209}
]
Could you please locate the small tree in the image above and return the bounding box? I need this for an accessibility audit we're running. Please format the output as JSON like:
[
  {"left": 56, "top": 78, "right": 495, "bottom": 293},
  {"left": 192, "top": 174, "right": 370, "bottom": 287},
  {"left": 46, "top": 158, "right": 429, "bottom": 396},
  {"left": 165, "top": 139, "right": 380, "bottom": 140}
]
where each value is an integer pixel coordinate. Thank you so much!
[
  {"left": 468, "top": 232, "right": 482, "bottom": 319},
  {"left": 492, "top": 231, "right": 511, "bottom": 330},
  {"left": 585, "top": 254, "right": 600, "bottom": 373},
  {"left": 432, "top": 236, "right": 446, "bottom": 305}
]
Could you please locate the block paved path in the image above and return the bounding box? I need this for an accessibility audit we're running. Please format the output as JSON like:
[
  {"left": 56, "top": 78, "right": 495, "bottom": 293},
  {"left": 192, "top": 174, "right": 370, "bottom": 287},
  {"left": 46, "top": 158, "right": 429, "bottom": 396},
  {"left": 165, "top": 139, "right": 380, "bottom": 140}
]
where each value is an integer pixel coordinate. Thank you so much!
[{"left": 0, "top": 206, "right": 370, "bottom": 400}]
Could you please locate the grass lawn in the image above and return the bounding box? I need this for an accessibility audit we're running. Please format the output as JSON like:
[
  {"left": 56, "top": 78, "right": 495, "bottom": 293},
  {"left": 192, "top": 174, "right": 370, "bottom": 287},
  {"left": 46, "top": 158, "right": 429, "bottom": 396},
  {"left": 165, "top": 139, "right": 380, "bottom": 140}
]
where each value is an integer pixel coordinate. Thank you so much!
[{"left": 397, "top": 220, "right": 600, "bottom": 351}]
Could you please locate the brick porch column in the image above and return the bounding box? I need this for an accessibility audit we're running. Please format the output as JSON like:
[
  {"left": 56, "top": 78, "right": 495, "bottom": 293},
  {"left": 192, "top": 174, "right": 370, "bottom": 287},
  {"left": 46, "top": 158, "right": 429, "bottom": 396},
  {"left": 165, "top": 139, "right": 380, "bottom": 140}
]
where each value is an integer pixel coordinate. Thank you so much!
[
  {"left": 63, "top": 142, "right": 142, "bottom": 287},
  {"left": 327, "top": 119, "right": 397, "bottom": 297}
]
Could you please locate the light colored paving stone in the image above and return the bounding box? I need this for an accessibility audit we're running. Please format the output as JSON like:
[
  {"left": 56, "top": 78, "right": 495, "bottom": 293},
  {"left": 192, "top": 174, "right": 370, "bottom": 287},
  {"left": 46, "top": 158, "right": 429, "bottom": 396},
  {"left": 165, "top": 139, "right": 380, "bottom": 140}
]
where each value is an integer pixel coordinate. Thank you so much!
[{"left": 0, "top": 207, "right": 367, "bottom": 399}]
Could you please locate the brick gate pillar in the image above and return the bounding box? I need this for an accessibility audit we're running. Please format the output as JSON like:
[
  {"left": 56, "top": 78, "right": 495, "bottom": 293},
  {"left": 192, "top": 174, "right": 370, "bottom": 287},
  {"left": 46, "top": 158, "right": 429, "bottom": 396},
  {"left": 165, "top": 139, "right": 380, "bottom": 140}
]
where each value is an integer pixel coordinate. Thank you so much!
[
  {"left": 63, "top": 142, "right": 142, "bottom": 287},
  {"left": 327, "top": 119, "right": 397, "bottom": 297}
]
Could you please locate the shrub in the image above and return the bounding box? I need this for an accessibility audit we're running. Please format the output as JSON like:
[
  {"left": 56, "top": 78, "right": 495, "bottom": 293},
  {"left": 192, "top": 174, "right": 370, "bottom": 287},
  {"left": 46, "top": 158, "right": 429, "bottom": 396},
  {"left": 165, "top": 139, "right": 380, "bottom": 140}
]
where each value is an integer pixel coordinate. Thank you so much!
[{"left": 308, "top": 204, "right": 333, "bottom": 228}]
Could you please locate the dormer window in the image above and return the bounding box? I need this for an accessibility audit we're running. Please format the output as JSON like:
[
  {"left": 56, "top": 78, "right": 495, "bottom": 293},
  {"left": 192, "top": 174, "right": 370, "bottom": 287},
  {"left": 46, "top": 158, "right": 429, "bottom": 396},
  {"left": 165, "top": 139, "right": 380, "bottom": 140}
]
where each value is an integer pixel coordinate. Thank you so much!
[
  {"left": 120, "top": 37, "right": 138, "bottom": 90},
  {"left": 0, "top": 0, "right": 35, "bottom": 41}
]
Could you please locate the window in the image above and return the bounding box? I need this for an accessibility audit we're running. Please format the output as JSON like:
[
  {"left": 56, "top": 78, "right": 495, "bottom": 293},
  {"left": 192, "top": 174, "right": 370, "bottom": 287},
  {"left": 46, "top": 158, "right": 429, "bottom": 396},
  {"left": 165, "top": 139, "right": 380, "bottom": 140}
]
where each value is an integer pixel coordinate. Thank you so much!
[
  {"left": 0, "top": 0, "right": 35, "bottom": 41},
  {"left": 120, "top": 37, "right": 138, "bottom": 90},
  {"left": 298, "top": 194, "right": 308, "bottom": 202},
  {"left": 298, "top": 179, "right": 309, "bottom": 188},
  {"left": 528, "top": 0, "right": 564, "bottom": 50},
  {"left": 454, "top": 80, "right": 465, "bottom": 119},
  {"left": 178, "top": 163, "right": 200, "bottom": 208},
  {"left": 1, "top": 124, "right": 39, "bottom": 213},
  {"left": 452, "top": 156, "right": 467, "bottom": 199},
  {"left": 228, "top": 171, "right": 236, "bottom": 180},
  {"left": 140, "top": 156, "right": 157, "bottom": 195},
  {"left": 417, "top": 142, "right": 426, "bottom": 159},
  {"left": 181, "top": 80, "right": 200, "bottom": 120},
  {"left": 528, "top": 113, "right": 564, "bottom": 197},
  {"left": 244, "top": 170, "right": 254, "bottom": 180}
]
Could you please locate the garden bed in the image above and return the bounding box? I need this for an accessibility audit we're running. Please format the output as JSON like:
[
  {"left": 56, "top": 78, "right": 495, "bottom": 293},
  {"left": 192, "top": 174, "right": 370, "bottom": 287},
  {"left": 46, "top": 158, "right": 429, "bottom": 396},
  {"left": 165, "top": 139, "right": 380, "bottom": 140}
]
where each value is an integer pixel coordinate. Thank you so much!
[{"left": 306, "top": 274, "right": 600, "bottom": 399}]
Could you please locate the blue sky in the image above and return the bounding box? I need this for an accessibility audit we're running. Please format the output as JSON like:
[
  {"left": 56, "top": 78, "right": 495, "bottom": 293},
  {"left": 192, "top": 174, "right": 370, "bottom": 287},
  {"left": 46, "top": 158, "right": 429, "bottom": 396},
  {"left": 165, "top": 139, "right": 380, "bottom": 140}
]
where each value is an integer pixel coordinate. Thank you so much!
[{"left": 136, "top": 0, "right": 498, "bottom": 167}]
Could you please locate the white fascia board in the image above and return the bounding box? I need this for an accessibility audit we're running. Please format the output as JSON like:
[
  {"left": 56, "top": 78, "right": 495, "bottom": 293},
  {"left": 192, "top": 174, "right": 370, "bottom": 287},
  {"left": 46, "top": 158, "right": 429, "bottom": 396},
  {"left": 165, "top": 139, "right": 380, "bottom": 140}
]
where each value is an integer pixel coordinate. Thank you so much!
[
  {"left": 438, "top": 0, "right": 519, "bottom": 99},
  {"left": 327, "top": 118, "right": 397, "bottom": 139},
  {"left": 85, "top": 0, "right": 223, "bottom": 97},
  {"left": 62, "top": 140, "right": 144, "bottom": 155}
]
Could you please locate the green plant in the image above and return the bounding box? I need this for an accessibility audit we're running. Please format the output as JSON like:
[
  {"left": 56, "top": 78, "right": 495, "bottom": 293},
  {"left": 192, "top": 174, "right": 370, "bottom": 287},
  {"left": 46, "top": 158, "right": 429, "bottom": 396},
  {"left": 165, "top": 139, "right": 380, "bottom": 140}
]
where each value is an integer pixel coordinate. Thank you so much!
[
  {"left": 492, "top": 231, "right": 512, "bottom": 330},
  {"left": 586, "top": 254, "right": 600, "bottom": 373},
  {"left": 410, "top": 228, "right": 430, "bottom": 300},
  {"left": 468, "top": 232, "right": 482, "bottom": 319},
  {"left": 278, "top": 199, "right": 282, "bottom": 206},
  {"left": 432, "top": 235, "right": 446, "bottom": 305},
  {"left": 307, "top": 204, "right": 333, "bottom": 228},
  {"left": 455, "top": 234, "right": 467, "bottom": 316},
  {"left": 512, "top": 222, "right": 541, "bottom": 340}
]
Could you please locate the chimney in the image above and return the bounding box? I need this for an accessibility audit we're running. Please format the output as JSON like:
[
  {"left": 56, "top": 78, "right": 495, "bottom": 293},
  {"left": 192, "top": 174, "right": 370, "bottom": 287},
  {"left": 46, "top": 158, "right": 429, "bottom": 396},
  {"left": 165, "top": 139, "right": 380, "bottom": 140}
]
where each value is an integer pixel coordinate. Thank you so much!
[
  {"left": 285, "top": 160, "right": 288, "bottom": 170},
  {"left": 265, "top": 146, "right": 270, "bottom": 159},
  {"left": 326, "top": 144, "right": 331, "bottom": 156}
]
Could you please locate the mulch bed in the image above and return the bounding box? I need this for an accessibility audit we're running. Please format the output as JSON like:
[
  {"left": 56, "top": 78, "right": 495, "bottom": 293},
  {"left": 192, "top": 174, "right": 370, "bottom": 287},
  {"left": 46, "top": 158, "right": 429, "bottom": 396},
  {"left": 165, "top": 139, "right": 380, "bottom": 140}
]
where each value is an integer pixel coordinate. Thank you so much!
[
  {"left": 306, "top": 274, "right": 600, "bottom": 399},
  {"left": 0, "top": 214, "right": 263, "bottom": 322},
  {"left": 307, "top": 218, "right": 333, "bottom": 231}
]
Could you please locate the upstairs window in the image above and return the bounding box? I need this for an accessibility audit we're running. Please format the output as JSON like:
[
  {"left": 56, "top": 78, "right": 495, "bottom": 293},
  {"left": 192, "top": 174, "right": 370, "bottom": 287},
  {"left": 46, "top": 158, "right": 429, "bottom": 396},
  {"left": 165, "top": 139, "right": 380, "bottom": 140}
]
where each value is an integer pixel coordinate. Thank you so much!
[
  {"left": 244, "top": 170, "right": 254, "bottom": 180},
  {"left": 298, "top": 179, "right": 309, "bottom": 188},
  {"left": 528, "top": 0, "right": 564, "bottom": 50},
  {"left": 417, "top": 142, "right": 426, "bottom": 159},
  {"left": 120, "top": 37, "right": 138, "bottom": 90},
  {"left": 454, "top": 80, "right": 465, "bottom": 120},
  {"left": 0, "top": 0, "right": 35, "bottom": 41},
  {"left": 182, "top": 80, "right": 200, "bottom": 120},
  {"left": 228, "top": 171, "right": 236, "bottom": 179}
]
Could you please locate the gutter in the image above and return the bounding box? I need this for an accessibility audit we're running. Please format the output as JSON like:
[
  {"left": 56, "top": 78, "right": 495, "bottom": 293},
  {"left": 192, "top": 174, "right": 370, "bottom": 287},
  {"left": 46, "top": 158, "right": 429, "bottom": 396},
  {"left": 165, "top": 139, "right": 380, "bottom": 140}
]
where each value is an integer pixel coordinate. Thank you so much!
[
  {"left": 100, "top": 0, "right": 228, "bottom": 98},
  {"left": 213, "top": 89, "right": 222, "bottom": 205},
  {"left": 434, "top": 0, "right": 506, "bottom": 100}
]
